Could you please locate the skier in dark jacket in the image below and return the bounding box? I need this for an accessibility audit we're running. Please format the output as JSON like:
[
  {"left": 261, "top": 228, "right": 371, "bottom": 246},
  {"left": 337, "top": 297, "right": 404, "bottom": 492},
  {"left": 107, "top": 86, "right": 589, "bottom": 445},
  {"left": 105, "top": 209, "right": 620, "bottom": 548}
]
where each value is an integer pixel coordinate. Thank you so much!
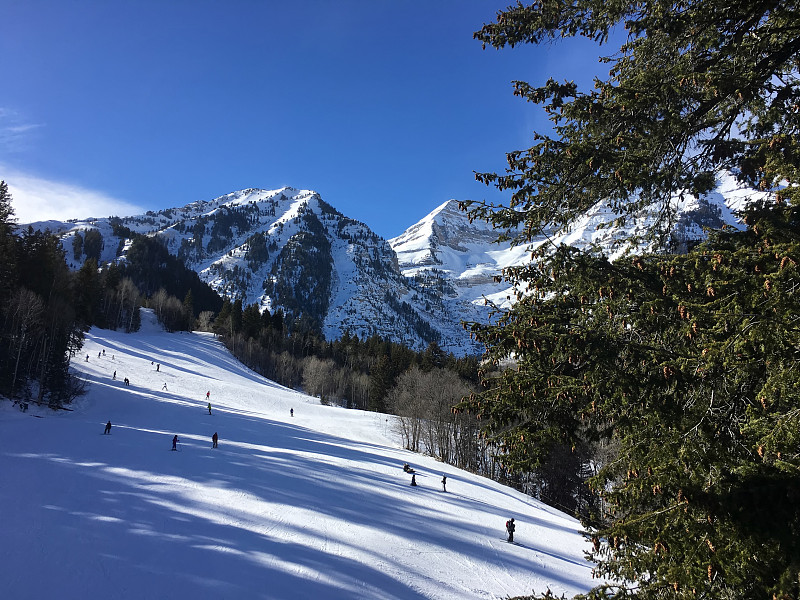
[
  {"left": 441, "top": 475, "right": 447, "bottom": 492},
  {"left": 212, "top": 432, "right": 218, "bottom": 448},
  {"left": 104, "top": 421, "right": 112, "bottom": 435},
  {"left": 172, "top": 435, "right": 179, "bottom": 451},
  {"left": 506, "top": 518, "right": 516, "bottom": 543}
]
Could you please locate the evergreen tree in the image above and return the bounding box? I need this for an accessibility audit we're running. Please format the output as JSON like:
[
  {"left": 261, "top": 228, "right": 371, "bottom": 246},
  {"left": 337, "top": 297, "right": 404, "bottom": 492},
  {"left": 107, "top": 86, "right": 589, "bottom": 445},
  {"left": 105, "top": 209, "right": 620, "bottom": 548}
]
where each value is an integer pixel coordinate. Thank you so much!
[
  {"left": 0, "top": 181, "right": 17, "bottom": 302},
  {"left": 74, "top": 258, "right": 101, "bottom": 327},
  {"left": 182, "top": 289, "right": 195, "bottom": 328},
  {"left": 230, "top": 298, "right": 243, "bottom": 336},
  {"left": 467, "top": 0, "right": 800, "bottom": 242},
  {"left": 241, "top": 303, "right": 262, "bottom": 340},
  {"left": 460, "top": 2, "right": 800, "bottom": 598},
  {"left": 82, "top": 229, "right": 103, "bottom": 262},
  {"left": 368, "top": 354, "right": 394, "bottom": 413}
]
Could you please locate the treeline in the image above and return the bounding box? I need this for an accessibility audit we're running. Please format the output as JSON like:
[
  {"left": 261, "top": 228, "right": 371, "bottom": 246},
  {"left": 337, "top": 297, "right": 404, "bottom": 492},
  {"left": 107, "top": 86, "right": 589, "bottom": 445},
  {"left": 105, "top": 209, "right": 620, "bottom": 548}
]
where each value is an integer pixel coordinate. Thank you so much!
[
  {"left": 0, "top": 182, "right": 138, "bottom": 405},
  {"left": 207, "top": 301, "right": 521, "bottom": 477},
  {"left": 0, "top": 181, "right": 225, "bottom": 407},
  {"left": 205, "top": 301, "right": 584, "bottom": 506}
]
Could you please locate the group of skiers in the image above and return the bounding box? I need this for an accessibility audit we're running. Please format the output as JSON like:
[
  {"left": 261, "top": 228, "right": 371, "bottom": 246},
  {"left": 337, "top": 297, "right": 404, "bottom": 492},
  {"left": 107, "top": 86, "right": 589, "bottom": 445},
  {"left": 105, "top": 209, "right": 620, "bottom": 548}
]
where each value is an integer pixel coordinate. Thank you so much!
[
  {"left": 403, "top": 463, "right": 449, "bottom": 493},
  {"left": 403, "top": 462, "right": 518, "bottom": 542}
]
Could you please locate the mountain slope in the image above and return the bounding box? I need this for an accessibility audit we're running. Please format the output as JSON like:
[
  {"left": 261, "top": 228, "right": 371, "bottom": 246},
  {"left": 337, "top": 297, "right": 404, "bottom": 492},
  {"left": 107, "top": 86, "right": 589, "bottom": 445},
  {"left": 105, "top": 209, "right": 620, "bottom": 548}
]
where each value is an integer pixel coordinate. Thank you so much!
[
  {"left": 36, "top": 188, "right": 472, "bottom": 353},
  {"left": 27, "top": 172, "right": 767, "bottom": 355},
  {"left": 0, "top": 310, "right": 597, "bottom": 600},
  {"left": 389, "top": 171, "right": 771, "bottom": 311}
]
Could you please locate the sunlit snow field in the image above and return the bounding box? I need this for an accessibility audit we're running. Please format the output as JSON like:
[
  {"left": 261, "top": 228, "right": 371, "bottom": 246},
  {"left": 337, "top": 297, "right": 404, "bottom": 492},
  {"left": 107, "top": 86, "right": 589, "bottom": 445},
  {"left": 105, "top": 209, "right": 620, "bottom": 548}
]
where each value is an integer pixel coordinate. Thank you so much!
[{"left": 1, "top": 309, "right": 596, "bottom": 600}]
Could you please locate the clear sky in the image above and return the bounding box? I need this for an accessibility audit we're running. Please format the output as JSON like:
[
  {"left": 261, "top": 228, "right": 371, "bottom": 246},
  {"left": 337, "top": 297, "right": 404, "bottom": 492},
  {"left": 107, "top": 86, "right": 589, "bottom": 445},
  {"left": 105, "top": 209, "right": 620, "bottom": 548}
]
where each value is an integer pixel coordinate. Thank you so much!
[{"left": 1, "top": 0, "right": 609, "bottom": 240}]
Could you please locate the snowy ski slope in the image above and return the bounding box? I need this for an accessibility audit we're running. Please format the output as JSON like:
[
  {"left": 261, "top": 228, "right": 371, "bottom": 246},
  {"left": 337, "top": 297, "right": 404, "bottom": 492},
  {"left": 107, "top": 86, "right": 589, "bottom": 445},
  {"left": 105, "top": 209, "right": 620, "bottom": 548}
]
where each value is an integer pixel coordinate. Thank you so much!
[{"left": 1, "top": 309, "right": 597, "bottom": 600}]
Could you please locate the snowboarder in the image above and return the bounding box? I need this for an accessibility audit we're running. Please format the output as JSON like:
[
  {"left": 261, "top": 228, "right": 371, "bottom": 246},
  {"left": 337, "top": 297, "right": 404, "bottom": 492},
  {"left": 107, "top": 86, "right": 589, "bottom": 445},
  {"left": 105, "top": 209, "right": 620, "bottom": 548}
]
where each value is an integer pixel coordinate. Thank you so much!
[
  {"left": 207, "top": 402, "right": 212, "bottom": 415},
  {"left": 441, "top": 475, "right": 447, "bottom": 492},
  {"left": 162, "top": 383, "right": 168, "bottom": 391},
  {"left": 212, "top": 432, "right": 218, "bottom": 448},
  {"left": 411, "top": 473, "right": 417, "bottom": 487},
  {"left": 104, "top": 421, "right": 112, "bottom": 435},
  {"left": 506, "top": 518, "right": 516, "bottom": 543},
  {"left": 172, "top": 435, "right": 179, "bottom": 451},
  {"left": 290, "top": 408, "right": 294, "bottom": 417},
  {"left": 112, "top": 370, "right": 116, "bottom": 380}
]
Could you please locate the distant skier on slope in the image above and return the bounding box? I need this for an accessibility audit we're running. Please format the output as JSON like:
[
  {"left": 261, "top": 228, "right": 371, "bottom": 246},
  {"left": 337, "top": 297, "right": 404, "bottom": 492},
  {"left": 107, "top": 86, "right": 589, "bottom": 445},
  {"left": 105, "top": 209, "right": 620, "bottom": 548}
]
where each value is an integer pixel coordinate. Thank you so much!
[
  {"left": 506, "top": 518, "right": 515, "bottom": 543},
  {"left": 290, "top": 408, "right": 293, "bottom": 417},
  {"left": 441, "top": 475, "right": 447, "bottom": 492},
  {"left": 162, "top": 383, "right": 168, "bottom": 391},
  {"left": 207, "top": 402, "right": 212, "bottom": 415},
  {"left": 206, "top": 391, "right": 210, "bottom": 400},
  {"left": 172, "top": 435, "right": 179, "bottom": 451},
  {"left": 104, "top": 421, "right": 112, "bottom": 435},
  {"left": 212, "top": 432, "right": 218, "bottom": 448}
]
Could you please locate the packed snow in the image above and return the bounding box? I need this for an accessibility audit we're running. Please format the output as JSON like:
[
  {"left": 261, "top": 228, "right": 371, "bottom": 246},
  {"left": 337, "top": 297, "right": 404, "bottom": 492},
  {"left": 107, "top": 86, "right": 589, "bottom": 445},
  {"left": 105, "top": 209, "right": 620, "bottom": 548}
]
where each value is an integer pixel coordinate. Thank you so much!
[{"left": 1, "top": 309, "right": 597, "bottom": 600}]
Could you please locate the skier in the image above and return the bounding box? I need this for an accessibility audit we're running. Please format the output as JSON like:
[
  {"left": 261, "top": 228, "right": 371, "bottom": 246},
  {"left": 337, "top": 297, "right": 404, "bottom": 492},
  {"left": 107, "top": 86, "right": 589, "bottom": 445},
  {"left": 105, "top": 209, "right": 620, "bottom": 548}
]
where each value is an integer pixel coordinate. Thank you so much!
[
  {"left": 212, "top": 432, "right": 218, "bottom": 448},
  {"left": 112, "top": 370, "right": 116, "bottom": 380},
  {"left": 156, "top": 363, "right": 160, "bottom": 372},
  {"left": 102, "top": 349, "right": 105, "bottom": 356},
  {"left": 290, "top": 408, "right": 294, "bottom": 417},
  {"left": 162, "top": 383, "right": 168, "bottom": 391},
  {"left": 506, "top": 518, "right": 516, "bottom": 543},
  {"left": 85, "top": 354, "right": 89, "bottom": 362},
  {"left": 206, "top": 391, "right": 210, "bottom": 400},
  {"left": 104, "top": 421, "right": 112, "bottom": 435},
  {"left": 172, "top": 435, "right": 179, "bottom": 451},
  {"left": 441, "top": 475, "right": 447, "bottom": 492},
  {"left": 207, "top": 402, "right": 212, "bottom": 415},
  {"left": 411, "top": 473, "right": 418, "bottom": 487},
  {"left": 98, "top": 351, "right": 101, "bottom": 358}
]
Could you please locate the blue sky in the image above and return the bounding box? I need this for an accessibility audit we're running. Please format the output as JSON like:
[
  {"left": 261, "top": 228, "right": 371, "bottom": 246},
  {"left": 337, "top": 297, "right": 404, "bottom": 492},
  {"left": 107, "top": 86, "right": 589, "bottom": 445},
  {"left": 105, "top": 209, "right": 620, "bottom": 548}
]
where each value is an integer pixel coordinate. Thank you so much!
[{"left": 1, "top": 0, "right": 609, "bottom": 239}]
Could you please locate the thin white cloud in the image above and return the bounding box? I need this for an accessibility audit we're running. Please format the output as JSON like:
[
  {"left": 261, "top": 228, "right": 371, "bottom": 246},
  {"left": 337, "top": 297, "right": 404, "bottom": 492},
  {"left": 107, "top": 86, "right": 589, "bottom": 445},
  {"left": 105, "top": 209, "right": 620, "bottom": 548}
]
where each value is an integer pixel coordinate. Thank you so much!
[
  {"left": 0, "top": 107, "right": 44, "bottom": 152},
  {"left": 1, "top": 167, "right": 145, "bottom": 224}
]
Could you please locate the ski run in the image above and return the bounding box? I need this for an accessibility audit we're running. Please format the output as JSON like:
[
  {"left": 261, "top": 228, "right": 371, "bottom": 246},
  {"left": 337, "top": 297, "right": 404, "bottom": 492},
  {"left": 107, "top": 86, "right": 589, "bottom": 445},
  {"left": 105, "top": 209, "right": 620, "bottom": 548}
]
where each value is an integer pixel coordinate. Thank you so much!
[{"left": 1, "top": 309, "right": 597, "bottom": 600}]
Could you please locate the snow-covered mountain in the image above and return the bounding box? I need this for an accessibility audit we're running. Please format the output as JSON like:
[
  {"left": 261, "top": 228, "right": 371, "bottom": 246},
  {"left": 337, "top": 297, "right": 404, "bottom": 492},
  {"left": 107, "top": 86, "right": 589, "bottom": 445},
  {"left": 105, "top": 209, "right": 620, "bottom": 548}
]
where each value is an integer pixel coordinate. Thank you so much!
[
  {"left": 389, "top": 171, "right": 771, "bottom": 310},
  {"left": 30, "top": 172, "right": 767, "bottom": 356},
  {"left": 0, "top": 309, "right": 598, "bottom": 599},
  {"left": 388, "top": 199, "right": 530, "bottom": 318},
  {"left": 34, "top": 188, "right": 476, "bottom": 354}
]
